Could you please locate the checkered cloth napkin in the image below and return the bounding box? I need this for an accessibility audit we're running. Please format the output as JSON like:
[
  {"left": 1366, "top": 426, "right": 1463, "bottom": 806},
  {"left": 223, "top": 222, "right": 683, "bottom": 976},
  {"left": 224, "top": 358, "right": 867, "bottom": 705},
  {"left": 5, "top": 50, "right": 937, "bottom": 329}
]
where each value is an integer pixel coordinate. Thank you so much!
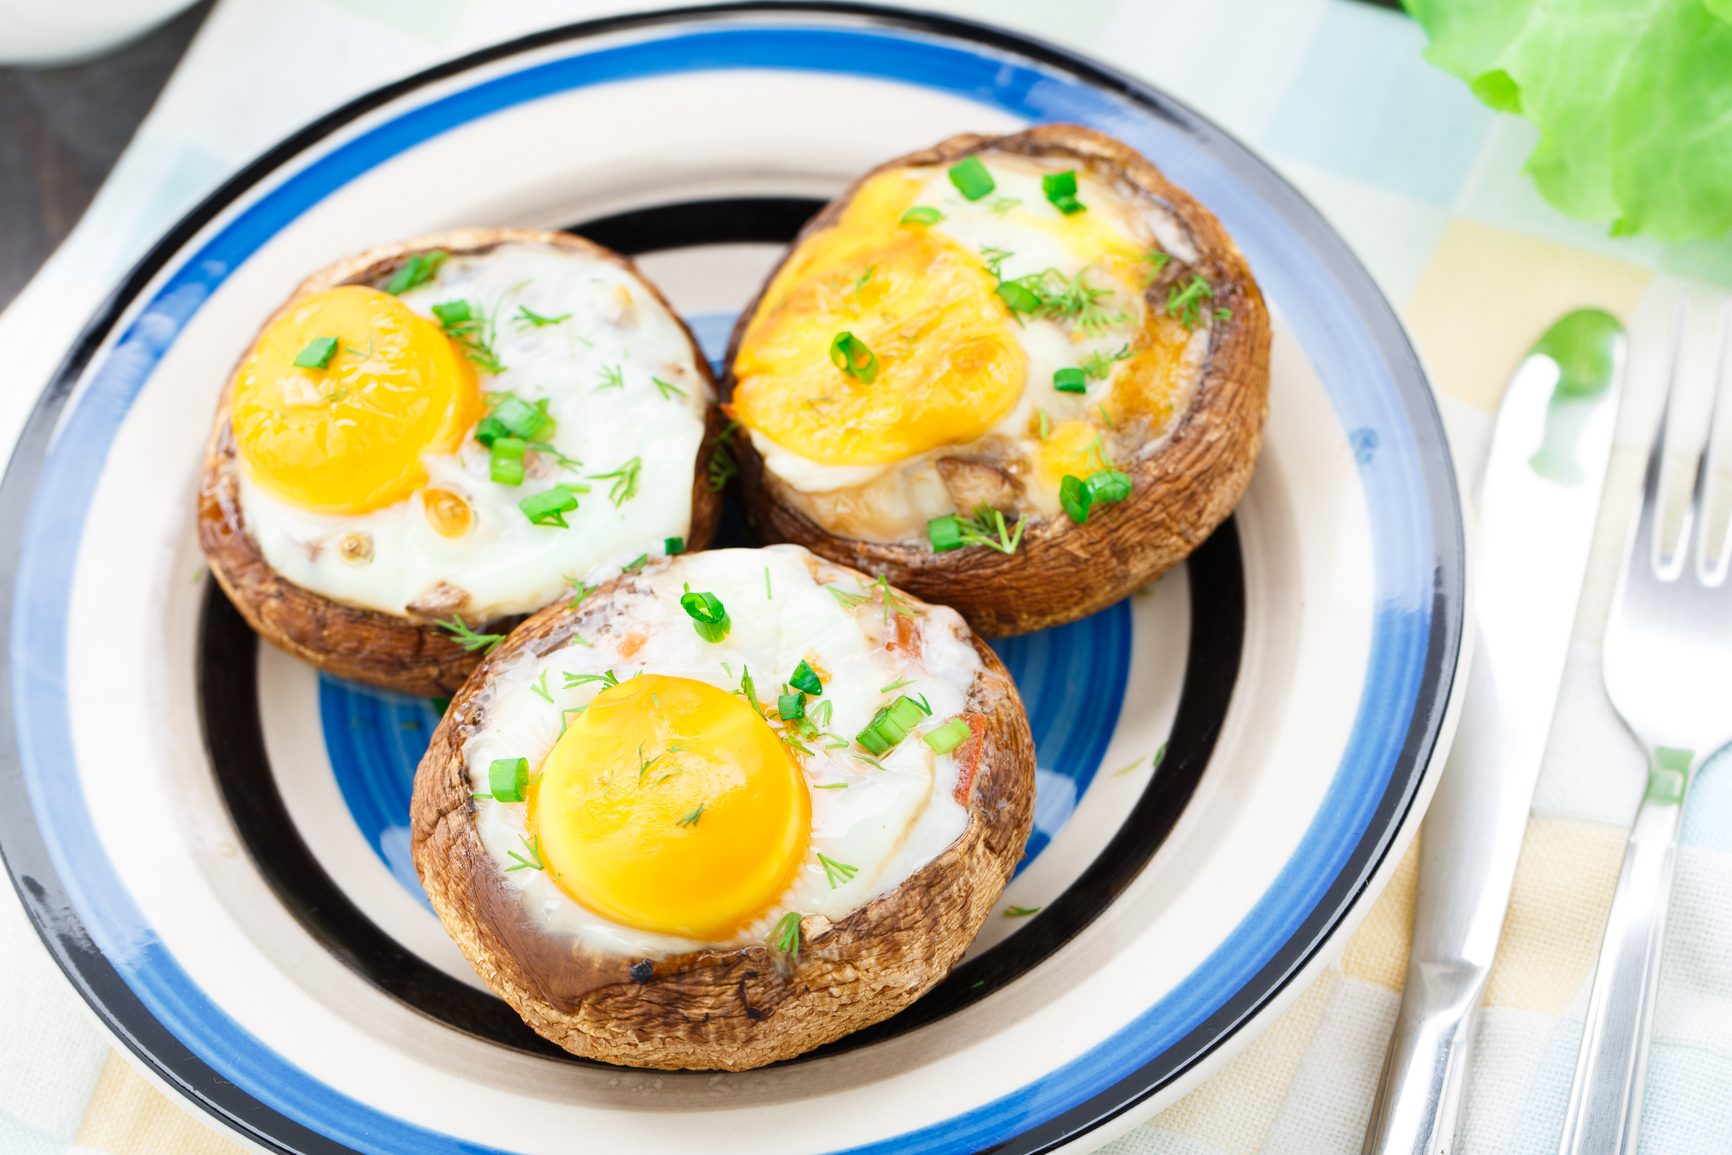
[{"left": 4, "top": 1, "right": 1731, "bottom": 1152}]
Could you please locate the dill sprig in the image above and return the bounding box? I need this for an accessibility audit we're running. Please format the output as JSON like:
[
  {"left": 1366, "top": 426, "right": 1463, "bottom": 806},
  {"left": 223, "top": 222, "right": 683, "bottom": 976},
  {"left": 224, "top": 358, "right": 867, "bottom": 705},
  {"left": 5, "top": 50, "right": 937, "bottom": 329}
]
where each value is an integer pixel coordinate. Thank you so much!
[
  {"left": 1080, "top": 345, "right": 1132, "bottom": 380},
  {"left": 874, "top": 574, "right": 916, "bottom": 624},
  {"left": 818, "top": 853, "right": 858, "bottom": 888},
  {"left": 435, "top": 616, "right": 503, "bottom": 653},
  {"left": 514, "top": 305, "right": 570, "bottom": 328},
  {"left": 563, "top": 574, "right": 597, "bottom": 609},
  {"left": 951, "top": 505, "right": 1028, "bottom": 555},
  {"left": 563, "top": 669, "right": 621, "bottom": 690},
  {"left": 505, "top": 833, "right": 546, "bottom": 872},
  {"left": 1166, "top": 274, "right": 1215, "bottom": 330},
  {"left": 771, "top": 911, "right": 801, "bottom": 954},
  {"left": 589, "top": 457, "right": 641, "bottom": 506},
  {"left": 996, "top": 265, "right": 1126, "bottom": 336},
  {"left": 530, "top": 670, "right": 553, "bottom": 704},
  {"left": 432, "top": 299, "right": 505, "bottom": 374},
  {"left": 707, "top": 419, "right": 740, "bottom": 492},
  {"left": 980, "top": 246, "right": 1014, "bottom": 278},
  {"left": 653, "top": 377, "right": 686, "bottom": 399},
  {"left": 594, "top": 364, "right": 625, "bottom": 392},
  {"left": 1138, "top": 249, "right": 1172, "bottom": 286},
  {"left": 827, "top": 584, "right": 869, "bottom": 609}
]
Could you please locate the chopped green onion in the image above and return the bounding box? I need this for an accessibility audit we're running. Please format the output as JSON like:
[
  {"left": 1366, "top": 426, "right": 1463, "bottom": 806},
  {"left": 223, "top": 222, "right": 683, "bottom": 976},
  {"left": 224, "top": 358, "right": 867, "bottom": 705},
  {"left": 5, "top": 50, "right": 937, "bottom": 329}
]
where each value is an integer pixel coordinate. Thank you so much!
[
  {"left": 777, "top": 692, "right": 806, "bottom": 722},
  {"left": 1060, "top": 474, "right": 1091, "bottom": 524},
  {"left": 996, "top": 278, "right": 1042, "bottom": 314},
  {"left": 948, "top": 156, "right": 995, "bottom": 201},
  {"left": 1042, "top": 170, "right": 1085, "bottom": 215},
  {"left": 487, "top": 757, "right": 532, "bottom": 802},
  {"left": 489, "top": 437, "right": 526, "bottom": 485},
  {"left": 829, "top": 331, "right": 878, "bottom": 383},
  {"left": 473, "top": 415, "right": 511, "bottom": 447},
  {"left": 520, "top": 484, "right": 581, "bottom": 527},
  {"left": 1085, "top": 469, "right": 1133, "bottom": 506},
  {"left": 490, "top": 394, "right": 555, "bottom": 442},
  {"left": 293, "top": 337, "right": 338, "bottom": 370},
  {"left": 432, "top": 299, "right": 472, "bottom": 327},
  {"left": 924, "top": 717, "right": 972, "bottom": 754},
  {"left": 1053, "top": 367, "right": 1086, "bottom": 394},
  {"left": 855, "top": 695, "right": 928, "bottom": 756},
  {"left": 384, "top": 249, "right": 447, "bottom": 295},
  {"left": 928, "top": 514, "right": 964, "bottom": 552},
  {"left": 900, "top": 205, "right": 943, "bottom": 225},
  {"left": 789, "top": 660, "right": 823, "bottom": 696},
  {"left": 681, "top": 586, "right": 731, "bottom": 643},
  {"left": 664, "top": 536, "right": 684, "bottom": 556}
]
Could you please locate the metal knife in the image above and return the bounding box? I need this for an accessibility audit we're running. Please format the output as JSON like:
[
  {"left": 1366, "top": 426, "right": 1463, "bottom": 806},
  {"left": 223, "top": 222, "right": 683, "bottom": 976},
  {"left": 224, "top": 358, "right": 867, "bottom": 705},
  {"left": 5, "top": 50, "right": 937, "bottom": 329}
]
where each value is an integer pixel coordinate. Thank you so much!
[{"left": 1361, "top": 311, "right": 1626, "bottom": 1155}]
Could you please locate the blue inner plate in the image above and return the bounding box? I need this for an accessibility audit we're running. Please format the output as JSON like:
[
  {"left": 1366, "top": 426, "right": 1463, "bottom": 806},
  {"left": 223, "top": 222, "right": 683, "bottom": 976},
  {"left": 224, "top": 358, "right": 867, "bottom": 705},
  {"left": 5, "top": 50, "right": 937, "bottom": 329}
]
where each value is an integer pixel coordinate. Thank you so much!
[{"left": 0, "top": 7, "right": 1463, "bottom": 1155}]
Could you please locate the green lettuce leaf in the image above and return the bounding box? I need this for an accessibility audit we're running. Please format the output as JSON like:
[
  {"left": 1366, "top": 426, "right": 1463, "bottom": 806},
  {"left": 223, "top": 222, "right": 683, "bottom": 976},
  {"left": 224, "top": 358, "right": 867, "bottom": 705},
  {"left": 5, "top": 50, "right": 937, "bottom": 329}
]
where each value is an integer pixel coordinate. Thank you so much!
[{"left": 1407, "top": 0, "right": 1732, "bottom": 240}]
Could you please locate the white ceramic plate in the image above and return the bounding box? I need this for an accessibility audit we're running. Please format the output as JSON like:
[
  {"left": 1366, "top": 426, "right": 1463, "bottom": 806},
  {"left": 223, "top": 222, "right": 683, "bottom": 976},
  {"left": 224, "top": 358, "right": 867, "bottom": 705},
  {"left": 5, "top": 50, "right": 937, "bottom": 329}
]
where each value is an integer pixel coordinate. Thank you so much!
[{"left": 0, "top": 6, "right": 1466, "bottom": 1154}]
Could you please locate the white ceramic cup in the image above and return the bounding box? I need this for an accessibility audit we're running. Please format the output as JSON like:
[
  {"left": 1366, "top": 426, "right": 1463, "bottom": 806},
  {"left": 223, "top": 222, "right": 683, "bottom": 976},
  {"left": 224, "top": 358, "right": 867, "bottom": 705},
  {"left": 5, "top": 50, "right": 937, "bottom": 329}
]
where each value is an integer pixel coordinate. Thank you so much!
[{"left": 0, "top": 0, "right": 201, "bottom": 66}]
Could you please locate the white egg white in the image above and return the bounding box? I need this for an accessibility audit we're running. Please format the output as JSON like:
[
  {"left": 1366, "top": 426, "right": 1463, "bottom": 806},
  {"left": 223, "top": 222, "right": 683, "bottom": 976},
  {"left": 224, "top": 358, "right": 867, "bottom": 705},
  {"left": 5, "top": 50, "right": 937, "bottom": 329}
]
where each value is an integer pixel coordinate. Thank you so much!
[
  {"left": 462, "top": 546, "right": 981, "bottom": 958},
  {"left": 238, "top": 243, "right": 712, "bottom": 620},
  {"left": 751, "top": 153, "right": 1211, "bottom": 534}
]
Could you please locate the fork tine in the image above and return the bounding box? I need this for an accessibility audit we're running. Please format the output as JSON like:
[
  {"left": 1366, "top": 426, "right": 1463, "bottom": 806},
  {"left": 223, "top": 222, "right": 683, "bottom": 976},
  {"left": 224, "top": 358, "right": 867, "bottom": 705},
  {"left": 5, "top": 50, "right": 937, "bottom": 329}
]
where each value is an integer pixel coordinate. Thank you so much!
[
  {"left": 1697, "top": 299, "right": 1732, "bottom": 586},
  {"left": 1640, "top": 297, "right": 1689, "bottom": 580}
]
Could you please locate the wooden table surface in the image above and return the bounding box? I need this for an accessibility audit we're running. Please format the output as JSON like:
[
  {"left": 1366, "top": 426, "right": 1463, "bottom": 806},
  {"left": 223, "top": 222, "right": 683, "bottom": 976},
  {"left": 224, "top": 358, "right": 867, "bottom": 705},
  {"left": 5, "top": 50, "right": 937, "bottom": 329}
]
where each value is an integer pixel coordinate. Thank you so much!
[{"left": 0, "top": 3, "right": 211, "bottom": 315}]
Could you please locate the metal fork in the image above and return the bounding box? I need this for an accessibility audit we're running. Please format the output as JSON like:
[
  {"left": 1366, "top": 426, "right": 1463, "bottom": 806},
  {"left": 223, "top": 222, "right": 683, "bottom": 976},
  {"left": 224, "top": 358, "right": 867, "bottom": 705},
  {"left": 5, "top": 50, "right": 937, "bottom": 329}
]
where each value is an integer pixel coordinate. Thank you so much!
[{"left": 1558, "top": 298, "right": 1732, "bottom": 1155}]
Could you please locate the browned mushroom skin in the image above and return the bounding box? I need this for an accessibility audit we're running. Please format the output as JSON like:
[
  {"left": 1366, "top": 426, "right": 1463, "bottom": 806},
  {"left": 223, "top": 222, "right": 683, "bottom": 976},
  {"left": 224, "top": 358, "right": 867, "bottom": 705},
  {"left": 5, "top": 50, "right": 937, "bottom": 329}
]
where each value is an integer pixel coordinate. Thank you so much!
[
  {"left": 723, "top": 125, "right": 1271, "bottom": 638},
  {"left": 409, "top": 560, "right": 1035, "bottom": 1070},
  {"left": 198, "top": 228, "right": 725, "bottom": 697}
]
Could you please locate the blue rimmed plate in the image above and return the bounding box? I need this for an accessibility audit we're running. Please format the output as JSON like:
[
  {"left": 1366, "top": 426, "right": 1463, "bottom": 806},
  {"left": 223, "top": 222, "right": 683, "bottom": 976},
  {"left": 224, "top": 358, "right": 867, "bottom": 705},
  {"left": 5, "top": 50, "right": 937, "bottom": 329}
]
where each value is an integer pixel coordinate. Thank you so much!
[{"left": 0, "top": 5, "right": 1464, "bottom": 1154}]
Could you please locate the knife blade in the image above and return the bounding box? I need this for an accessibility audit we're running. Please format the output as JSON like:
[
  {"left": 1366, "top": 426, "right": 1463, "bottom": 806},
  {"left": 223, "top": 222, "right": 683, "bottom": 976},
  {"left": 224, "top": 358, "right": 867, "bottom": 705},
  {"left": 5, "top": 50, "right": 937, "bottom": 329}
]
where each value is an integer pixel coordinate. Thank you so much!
[{"left": 1362, "top": 310, "right": 1626, "bottom": 1155}]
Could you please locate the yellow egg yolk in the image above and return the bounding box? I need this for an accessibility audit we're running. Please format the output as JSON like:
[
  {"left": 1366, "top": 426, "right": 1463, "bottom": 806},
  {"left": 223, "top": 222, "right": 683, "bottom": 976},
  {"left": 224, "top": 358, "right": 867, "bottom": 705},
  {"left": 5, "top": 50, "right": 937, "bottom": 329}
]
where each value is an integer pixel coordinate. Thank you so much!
[
  {"left": 731, "top": 171, "right": 1027, "bottom": 465},
  {"left": 231, "top": 285, "right": 480, "bottom": 515},
  {"left": 530, "top": 674, "right": 810, "bottom": 940}
]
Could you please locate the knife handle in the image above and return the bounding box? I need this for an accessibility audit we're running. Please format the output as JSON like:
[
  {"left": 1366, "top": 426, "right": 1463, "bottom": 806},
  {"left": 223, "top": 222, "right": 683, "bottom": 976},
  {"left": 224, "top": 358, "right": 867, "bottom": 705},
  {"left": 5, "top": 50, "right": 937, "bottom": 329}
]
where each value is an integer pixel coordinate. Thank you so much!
[{"left": 1360, "top": 960, "right": 1490, "bottom": 1155}]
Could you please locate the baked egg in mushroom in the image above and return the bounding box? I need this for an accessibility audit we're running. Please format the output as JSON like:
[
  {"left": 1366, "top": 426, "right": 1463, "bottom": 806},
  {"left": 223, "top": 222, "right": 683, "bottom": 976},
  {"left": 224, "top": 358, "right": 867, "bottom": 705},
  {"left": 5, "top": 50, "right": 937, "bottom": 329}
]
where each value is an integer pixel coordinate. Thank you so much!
[
  {"left": 410, "top": 545, "right": 1035, "bottom": 1069},
  {"left": 200, "top": 228, "right": 723, "bottom": 695},
  {"left": 725, "top": 125, "right": 1269, "bottom": 637}
]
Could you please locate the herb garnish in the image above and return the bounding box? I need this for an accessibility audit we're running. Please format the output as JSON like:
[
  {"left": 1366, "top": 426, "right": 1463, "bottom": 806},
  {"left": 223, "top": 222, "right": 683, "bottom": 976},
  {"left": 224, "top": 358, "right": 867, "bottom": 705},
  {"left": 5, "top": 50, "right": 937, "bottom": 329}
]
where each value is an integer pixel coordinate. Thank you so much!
[
  {"left": 384, "top": 250, "right": 446, "bottom": 295},
  {"left": 530, "top": 670, "right": 553, "bottom": 704},
  {"left": 818, "top": 853, "right": 859, "bottom": 888},
  {"left": 733, "top": 665, "right": 765, "bottom": 717},
  {"left": 622, "top": 553, "right": 650, "bottom": 574},
  {"left": 477, "top": 394, "right": 555, "bottom": 446},
  {"left": 706, "top": 419, "right": 739, "bottom": 492},
  {"left": 900, "top": 206, "right": 943, "bottom": 226},
  {"left": 433, "top": 299, "right": 505, "bottom": 374},
  {"left": 514, "top": 305, "right": 570, "bottom": 329},
  {"left": 1138, "top": 249, "right": 1172, "bottom": 285},
  {"left": 490, "top": 437, "right": 527, "bottom": 485},
  {"left": 928, "top": 504, "right": 1027, "bottom": 555},
  {"left": 680, "top": 584, "right": 731, "bottom": 643},
  {"left": 594, "top": 364, "right": 624, "bottom": 392},
  {"left": 829, "top": 331, "right": 878, "bottom": 383},
  {"left": 986, "top": 195, "right": 1021, "bottom": 217},
  {"left": 564, "top": 669, "right": 621, "bottom": 690},
  {"left": 1005, "top": 906, "right": 1042, "bottom": 917},
  {"left": 790, "top": 660, "right": 823, "bottom": 696},
  {"left": 980, "top": 246, "right": 1013, "bottom": 279},
  {"left": 827, "top": 585, "right": 869, "bottom": 609},
  {"left": 1038, "top": 408, "right": 1050, "bottom": 442},
  {"left": 880, "top": 675, "right": 916, "bottom": 694},
  {"left": 564, "top": 575, "right": 597, "bottom": 608},
  {"left": 653, "top": 377, "right": 686, "bottom": 399},
  {"left": 294, "top": 337, "right": 338, "bottom": 370},
  {"left": 1059, "top": 470, "right": 1134, "bottom": 525},
  {"left": 666, "top": 537, "right": 685, "bottom": 556},
  {"left": 505, "top": 833, "right": 547, "bottom": 872},
  {"left": 589, "top": 457, "right": 641, "bottom": 506},
  {"left": 1081, "top": 345, "right": 1132, "bottom": 380},
  {"left": 1165, "top": 274, "right": 1215, "bottom": 331},
  {"left": 1042, "top": 170, "right": 1086, "bottom": 215},
  {"left": 947, "top": 156, "right": 995, "bottom": 201},
  {"left": 924, "top": 717, "right": 972, "bottom": 754},
  {"left": 436, "top": 616, "right": 503, "bottom": 653},
  {"left": 874, "top": 574, "right": 915, "bottom": 623},
  {"left": 520, "top": 483, "right": 585, "bottom": 527},
  {"left": 995, "top": 265, "right": 1125, "bottom": 336},
  {"left": 856, "top": 695, "right": 930, "bottom": 755},
  {"left": 1053, "top": 367, "right": 1086, "bottom": 394},
  {"left": 771, "top": 911, "right": 802, "bottom": 954},
  {"left": 478, "top": 757, "right": 535, "bottom": 802}
]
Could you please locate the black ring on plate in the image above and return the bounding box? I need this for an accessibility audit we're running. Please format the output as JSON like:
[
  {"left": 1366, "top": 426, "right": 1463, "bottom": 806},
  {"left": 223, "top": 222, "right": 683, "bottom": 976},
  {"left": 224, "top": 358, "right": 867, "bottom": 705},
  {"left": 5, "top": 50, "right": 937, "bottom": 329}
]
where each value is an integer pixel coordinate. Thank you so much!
[{"left": 0, "top": 5, "right": 1463, "bottom": 1154}]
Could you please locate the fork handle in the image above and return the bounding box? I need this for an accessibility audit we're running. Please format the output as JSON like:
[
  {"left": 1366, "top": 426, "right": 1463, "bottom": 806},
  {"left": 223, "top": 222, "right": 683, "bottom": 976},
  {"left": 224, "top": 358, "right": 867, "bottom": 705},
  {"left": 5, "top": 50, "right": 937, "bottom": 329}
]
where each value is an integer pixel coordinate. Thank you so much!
[{"left": 1557, "top": 748, "right": 1691, "bottom": 1155}]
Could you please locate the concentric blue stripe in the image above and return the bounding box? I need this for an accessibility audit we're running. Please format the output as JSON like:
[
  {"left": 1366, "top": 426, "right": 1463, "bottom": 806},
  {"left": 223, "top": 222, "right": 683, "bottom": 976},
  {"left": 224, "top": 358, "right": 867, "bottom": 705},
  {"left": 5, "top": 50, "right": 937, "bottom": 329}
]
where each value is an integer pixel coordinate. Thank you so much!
[{"left": 9, "top": 20, "right": 1445, "bottom": 1155}]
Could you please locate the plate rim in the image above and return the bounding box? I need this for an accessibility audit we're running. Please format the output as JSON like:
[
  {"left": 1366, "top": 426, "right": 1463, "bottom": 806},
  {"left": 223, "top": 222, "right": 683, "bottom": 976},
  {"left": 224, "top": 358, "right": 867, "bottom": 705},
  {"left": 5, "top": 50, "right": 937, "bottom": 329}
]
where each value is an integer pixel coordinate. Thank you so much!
[{"left": 0, "top": 5, "right": 1467, "bottom": 1155}]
